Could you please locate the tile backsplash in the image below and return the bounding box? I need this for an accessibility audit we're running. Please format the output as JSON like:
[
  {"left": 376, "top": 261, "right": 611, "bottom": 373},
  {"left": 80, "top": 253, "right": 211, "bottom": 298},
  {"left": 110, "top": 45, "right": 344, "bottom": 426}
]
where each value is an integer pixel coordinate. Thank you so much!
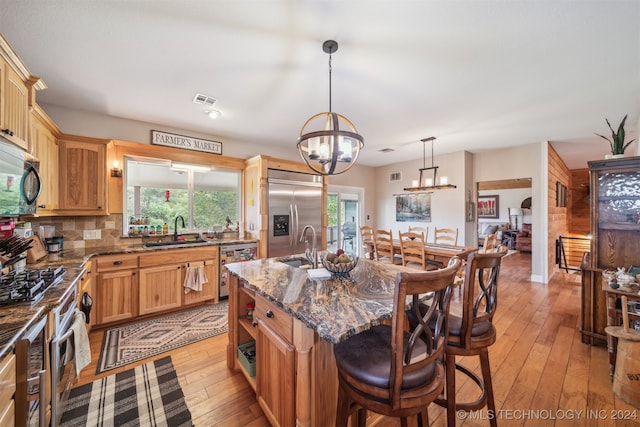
[{"left": 27, "top": 214, "right": 142, "bottom": 249}]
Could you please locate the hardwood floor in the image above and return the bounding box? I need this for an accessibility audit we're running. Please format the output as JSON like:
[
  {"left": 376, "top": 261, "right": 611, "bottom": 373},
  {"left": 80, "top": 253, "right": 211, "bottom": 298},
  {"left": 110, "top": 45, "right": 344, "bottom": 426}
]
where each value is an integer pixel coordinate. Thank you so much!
[{"left": 76, "top": 253, "right": 640, "bottom": 426}]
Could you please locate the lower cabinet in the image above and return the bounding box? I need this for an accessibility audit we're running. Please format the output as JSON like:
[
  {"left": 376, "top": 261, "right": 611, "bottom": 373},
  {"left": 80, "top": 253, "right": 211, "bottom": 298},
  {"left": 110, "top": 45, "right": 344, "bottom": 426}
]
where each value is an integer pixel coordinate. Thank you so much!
[
  {"left": 0, "top": 354, "right": 15, "bottom": 427},
  {"left": 183, "top": 259, "right": 218, "bottom": 306},
  {"left": 95, "top": 254, "right": 139, "bottom": 325},
  {"left": 96, "top": 268, "right": 138, "bottom": 325},
  {"left": 254, "top": 294, "right": 295, "bottom": 427},
  {"left": 138, "top": 264, "right": 183, "bottom": 316}
]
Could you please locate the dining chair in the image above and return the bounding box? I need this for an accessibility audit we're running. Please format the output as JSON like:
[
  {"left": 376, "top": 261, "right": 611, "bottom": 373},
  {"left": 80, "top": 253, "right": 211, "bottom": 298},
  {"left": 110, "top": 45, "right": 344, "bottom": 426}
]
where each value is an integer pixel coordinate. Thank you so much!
[
  {"left": 373, "top": 229, "right": 400, "bottom": 264},
  {"left": 360, "top": 225, "right": 375, "bottom": 259},
  {"left": 435, "top": 246, "right": 507, "bottom": 427},
  {"left": 481, "top": 233, "right": 498, "bottom": 253},
  {"left": 334, "top": 258, "right": 462, "bottom": 426},
  {"left": 409, "top": 226, "right": 429, "bottom": 242},
  {"left": 434, "top": 227, "right": 458, "bottom": 246},
  {"left": 399, "top": 231, "right": 435, "bottom": 271}
]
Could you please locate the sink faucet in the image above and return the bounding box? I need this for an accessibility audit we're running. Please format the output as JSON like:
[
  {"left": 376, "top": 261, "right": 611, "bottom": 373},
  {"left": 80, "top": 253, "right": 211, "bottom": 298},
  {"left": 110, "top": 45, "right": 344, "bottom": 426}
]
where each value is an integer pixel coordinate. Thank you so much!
[
  {"left": 300, "top": 225, "right": 318, "bottom": 268},
  {"left": 174, "top": 215, "right": 186, "bottom": 241}
]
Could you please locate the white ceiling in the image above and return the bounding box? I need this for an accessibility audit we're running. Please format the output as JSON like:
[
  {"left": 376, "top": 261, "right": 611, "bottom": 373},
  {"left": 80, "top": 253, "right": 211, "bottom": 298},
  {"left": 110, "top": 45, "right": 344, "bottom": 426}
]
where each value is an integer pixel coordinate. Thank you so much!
[{"left": 1, "top": 1, "right": 639, "bottom": 169}]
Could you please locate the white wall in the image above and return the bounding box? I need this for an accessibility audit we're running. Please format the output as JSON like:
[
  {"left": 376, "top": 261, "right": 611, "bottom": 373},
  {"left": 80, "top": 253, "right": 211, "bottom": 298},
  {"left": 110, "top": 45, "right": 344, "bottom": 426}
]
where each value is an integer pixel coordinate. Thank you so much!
[
  {"left": 373, "top": 151, "right": 468, "bottom": 244},
  {"left": 474, "top": 142, "right": 546, "bottom": 283}
]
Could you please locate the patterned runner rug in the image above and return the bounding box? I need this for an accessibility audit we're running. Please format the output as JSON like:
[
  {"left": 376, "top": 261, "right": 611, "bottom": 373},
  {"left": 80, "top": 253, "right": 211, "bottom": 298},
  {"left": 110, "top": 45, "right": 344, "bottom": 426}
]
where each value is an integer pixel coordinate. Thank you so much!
[
  {"left": 97, "top": 302, "right": 228, "bottom": 374},
  {"left": 62, "top": 356, "right": 192, "bottom": 427}
]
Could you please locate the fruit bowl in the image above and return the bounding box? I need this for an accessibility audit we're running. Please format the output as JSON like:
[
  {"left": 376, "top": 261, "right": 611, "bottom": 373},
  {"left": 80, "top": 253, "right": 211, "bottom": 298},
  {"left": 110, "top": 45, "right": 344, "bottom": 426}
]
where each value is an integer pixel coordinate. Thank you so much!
[{"left": 321, "top": 253, "right": 359, "bottom": 277}]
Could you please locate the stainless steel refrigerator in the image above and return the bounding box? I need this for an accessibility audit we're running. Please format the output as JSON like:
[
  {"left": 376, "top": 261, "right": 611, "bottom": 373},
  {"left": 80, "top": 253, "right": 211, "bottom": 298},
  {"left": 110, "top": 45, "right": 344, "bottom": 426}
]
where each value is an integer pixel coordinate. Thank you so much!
[{"left": 267, "top": 169, "right": 323, "bottom": 258}]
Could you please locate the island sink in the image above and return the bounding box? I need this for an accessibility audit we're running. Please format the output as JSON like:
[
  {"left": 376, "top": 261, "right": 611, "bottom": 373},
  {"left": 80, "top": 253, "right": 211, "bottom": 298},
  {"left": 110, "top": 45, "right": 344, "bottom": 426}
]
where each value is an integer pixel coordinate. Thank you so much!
[{"left": 276, "top": 256, "right": 312, "bottom": 268}]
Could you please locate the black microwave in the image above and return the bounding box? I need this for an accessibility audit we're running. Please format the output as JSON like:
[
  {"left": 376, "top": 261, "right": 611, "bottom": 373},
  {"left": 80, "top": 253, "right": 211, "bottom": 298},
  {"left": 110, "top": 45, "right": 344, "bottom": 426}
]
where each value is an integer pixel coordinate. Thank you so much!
[{"left": 0, "top": 140, "right": 42, "bottom": 216}]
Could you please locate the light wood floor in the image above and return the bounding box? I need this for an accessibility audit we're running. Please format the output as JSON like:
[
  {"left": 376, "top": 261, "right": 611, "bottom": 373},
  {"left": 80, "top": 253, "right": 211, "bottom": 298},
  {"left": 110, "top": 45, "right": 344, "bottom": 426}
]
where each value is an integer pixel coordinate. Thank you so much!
[{"left": 76, "top": 253, "right": 640, "bottom": 426}]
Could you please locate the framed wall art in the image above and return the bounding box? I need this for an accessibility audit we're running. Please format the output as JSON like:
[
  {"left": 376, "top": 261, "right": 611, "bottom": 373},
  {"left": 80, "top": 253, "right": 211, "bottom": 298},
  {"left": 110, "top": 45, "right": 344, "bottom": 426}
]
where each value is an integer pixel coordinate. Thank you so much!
[
  {"left": 396, "top": 193, "right": 431, "bottom": 222},
  {"left": 478, "top": 195, "right": 499, "bottom": 218}
]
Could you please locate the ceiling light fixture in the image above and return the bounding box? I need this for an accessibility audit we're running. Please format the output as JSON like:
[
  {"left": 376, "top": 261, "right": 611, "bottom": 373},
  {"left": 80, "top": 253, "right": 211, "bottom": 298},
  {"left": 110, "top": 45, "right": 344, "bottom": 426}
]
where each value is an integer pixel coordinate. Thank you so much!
[
  {"left": 297, "top": 40, "right": 364, "bottom": 175},
  {"left": 404, "top": 137, "right": 456, "bottom": 192},
  {"left": 206, "top": 110, "right": 222, "bottom": 119}
]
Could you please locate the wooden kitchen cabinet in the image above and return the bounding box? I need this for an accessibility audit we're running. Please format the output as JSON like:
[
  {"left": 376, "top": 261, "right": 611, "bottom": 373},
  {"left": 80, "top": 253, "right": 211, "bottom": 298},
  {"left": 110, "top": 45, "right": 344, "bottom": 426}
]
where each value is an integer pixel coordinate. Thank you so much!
[
  {"left": 30, "top": 106, "right": 60, "bottom": 214},
  {"left": 138, "top": 264, "right": 183, "bottom": 316},
  {"left": 138, "top": 246, "right": 219, "bottom": 311},
  {"left": 0, "top": 57, "right": 29, "bottom": 150},
  {"left": 95, "top": 254, "right": 138, "bottom": 325},
  {"left": 58, "top": 136, "right": 109, "bottom": 214},
  {"left": 254, "top": 293, "right": 295, "bottom": 427},
  {"left": 0, "top": 353, "right": 15, "bottom": 427}
]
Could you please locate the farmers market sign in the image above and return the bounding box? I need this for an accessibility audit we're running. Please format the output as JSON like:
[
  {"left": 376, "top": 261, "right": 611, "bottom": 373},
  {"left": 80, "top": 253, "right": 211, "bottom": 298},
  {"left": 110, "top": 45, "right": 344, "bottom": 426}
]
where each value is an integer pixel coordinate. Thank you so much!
[{"left": 151, "top": 130, "right": 222, "bottom": 155}]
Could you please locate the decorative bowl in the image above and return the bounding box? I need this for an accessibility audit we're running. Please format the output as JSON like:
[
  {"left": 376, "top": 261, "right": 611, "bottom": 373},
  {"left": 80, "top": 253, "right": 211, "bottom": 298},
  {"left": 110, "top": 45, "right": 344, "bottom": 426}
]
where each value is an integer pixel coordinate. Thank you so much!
[{"left": 321, "top": 254, "right": 359, "bottom": 277}]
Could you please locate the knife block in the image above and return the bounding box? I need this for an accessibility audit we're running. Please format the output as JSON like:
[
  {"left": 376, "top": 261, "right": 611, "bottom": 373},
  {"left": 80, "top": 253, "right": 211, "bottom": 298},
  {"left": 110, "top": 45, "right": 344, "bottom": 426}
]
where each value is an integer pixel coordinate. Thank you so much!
[{"left": 27, "top": 235, "right": 47, "bottom": 263}]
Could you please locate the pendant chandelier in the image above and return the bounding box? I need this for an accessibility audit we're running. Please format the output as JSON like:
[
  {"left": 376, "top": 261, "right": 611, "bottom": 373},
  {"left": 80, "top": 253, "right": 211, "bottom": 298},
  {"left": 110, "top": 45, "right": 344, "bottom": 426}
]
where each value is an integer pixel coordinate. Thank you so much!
[
  {"left": 404, "top": 137, "right": 456, "bottom": 192},
  {"left": 297, "top": 40, "right": 364, "bottom": 175}
]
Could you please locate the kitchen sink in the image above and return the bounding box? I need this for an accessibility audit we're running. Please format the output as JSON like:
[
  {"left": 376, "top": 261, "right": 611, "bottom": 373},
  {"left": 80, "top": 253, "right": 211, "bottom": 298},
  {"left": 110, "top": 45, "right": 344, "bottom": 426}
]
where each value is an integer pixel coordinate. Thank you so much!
[
  {"left": 143, "top": 239, "right": 211, "bottom": 249},
  {"left": 277, "top": 256, "right": 312, "bottom": 268}
]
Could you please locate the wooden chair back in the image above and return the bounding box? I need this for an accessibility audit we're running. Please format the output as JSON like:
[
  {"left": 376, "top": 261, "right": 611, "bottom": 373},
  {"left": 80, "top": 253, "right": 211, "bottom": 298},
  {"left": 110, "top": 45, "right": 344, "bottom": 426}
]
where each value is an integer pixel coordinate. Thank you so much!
[
  {"left": 458, "top": 245, "right": 507, "bottom": 348},
  {"left": 334, "top": 258, "right": 462, "bottom": 424},
  {"left": 399, "top": 231, "right": 427, "bottom": 270},
  {"left": 360, "top": 225, "right": 374, "bottom": 258},
  {"left": 408, "top": 226, "right": 428, "bottom": 242},
  {"left": 373, "top": 229, "right": 395, "bottom": 263},
  {"left": 434, "top": 227, "right": 458, "bottom": 246},
  {"left": 482, "top": 233, "right": 498, "bottom": 252}
]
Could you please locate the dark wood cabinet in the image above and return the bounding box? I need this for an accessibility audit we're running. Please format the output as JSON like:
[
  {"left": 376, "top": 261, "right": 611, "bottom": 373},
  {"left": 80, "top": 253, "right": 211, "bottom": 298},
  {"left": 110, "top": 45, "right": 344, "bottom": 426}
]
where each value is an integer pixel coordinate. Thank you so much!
[{"left": 581, "top": 156, "right": 640, "bottom": 344}]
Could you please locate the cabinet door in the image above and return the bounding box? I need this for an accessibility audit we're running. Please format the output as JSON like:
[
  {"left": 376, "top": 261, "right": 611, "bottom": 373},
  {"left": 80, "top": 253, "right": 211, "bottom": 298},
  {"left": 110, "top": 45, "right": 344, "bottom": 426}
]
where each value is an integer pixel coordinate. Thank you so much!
[
  {"left": 58, "top": 139, "right": 107, "bottom": 213},
  {"left": 0, "top": 59, "right": 29, "bottom": 150},
  {"left": 30, "top": 114, "right": 58, "bottom": 213},
  {"left": 183, "top": 259, "right": 218, "bottom": 306},
  {"left": 256, "top": 317, "right": 295, "bottom": 427},
  {"left": 138, "top": 264, "right": 183, "bottom": 316},
  {"left": 96, "top": 269, "right": 137, "bottom": 325}
]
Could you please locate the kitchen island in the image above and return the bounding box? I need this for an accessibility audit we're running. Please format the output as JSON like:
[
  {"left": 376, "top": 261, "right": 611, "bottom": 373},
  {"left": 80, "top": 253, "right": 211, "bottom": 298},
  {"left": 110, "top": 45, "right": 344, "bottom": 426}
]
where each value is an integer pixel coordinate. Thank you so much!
[{"left": 225, "top": 255, "right": 421, "bottom": 427}]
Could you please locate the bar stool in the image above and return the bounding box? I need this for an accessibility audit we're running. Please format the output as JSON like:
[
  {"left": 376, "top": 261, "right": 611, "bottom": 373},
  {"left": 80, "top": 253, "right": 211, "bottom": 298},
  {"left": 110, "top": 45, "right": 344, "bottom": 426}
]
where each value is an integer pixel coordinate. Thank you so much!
[
  {"left": 334, "top": 259, "right": 462, "bottom": 426},
  {"left": 435, "top": 246, "right": 507, "bottom": 427}
]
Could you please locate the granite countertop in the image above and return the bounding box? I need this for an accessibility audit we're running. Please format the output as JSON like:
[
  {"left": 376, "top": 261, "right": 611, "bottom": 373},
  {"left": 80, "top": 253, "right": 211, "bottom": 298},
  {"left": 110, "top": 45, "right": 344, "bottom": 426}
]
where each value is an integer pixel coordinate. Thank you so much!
[
  {"left": 224, "top": 255, "right": 416, "bottom": 344},
  {"left": 0, "top": 237, "right": 258, "bottom": 358}
]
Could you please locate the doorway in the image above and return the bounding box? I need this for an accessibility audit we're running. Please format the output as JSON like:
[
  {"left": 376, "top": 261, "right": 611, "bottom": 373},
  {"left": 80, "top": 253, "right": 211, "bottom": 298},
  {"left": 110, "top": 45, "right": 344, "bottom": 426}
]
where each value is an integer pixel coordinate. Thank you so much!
[{"left": 327, "top": 187, "right": 363, "bottom": 255}]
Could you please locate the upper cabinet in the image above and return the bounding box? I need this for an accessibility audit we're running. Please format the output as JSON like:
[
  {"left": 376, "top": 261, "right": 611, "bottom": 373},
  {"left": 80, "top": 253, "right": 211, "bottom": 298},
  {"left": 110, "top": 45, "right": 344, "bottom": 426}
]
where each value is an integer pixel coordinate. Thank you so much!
[
  {"left": 588, "top": 156, "right": 640, "bottom": 269},
  {"left": 58, "top": 136, "right": 109, "bottom": 215},
  {"left": 0, "top": 33, "right": 47, "bottom": 151},
  {"left": 30, "top": 105, "right": 60, "bottom": 214}
]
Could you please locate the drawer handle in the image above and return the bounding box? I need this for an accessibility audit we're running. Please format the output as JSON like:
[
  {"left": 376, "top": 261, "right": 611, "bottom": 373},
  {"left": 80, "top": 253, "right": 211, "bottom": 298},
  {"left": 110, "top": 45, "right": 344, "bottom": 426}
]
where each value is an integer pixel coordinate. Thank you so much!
[
  {"left": 113, "top": 260, "right": 123, "bottom": 265},
  {"left": 37, "top": 204, "right": 46, "bottom": 209},
  {"left": 266, "top": 309, "right": 274, "bottom": 318}
]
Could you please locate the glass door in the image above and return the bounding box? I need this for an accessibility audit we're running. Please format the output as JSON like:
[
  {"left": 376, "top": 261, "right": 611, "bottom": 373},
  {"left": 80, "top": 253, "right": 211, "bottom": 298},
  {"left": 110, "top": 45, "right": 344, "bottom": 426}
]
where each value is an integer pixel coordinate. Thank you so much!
[{"left": 327, "top": 189, "right": 362, "bottom": 255}]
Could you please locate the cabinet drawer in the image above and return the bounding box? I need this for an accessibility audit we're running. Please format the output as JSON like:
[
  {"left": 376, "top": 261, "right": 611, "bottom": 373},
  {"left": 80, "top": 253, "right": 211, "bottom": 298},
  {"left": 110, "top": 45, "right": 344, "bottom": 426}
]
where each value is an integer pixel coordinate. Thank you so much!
[
  {"left": 0, "top": 354, "right": 16, "bottom": 405},
  {"left": 95, "top": 254, "right": 138, "bottom": 272},
  {"left": 139, "top": 247, "right": 218, "bottom": 268},
  {"left": 255, "top": 294, "right": 292, "bottom": 343}
]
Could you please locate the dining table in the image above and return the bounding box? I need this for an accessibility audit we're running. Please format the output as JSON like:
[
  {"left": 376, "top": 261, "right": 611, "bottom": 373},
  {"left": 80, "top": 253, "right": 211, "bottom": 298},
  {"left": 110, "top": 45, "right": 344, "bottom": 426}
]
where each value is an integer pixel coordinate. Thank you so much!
[{"left": 366, "top": 240, "right": 478, "bottom": 266}]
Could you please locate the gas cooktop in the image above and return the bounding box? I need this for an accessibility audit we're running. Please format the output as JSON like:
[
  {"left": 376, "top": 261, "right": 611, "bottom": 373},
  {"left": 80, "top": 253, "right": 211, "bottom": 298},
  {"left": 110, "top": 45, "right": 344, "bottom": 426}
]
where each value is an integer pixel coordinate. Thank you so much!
[{"left": 0, "top": 266, "right": 66, "bottom": 306}]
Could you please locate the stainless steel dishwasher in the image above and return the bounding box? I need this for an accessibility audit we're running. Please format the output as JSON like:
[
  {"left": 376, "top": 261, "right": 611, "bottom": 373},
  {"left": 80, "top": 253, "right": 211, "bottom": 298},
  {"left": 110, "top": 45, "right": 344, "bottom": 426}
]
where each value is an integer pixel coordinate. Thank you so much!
[{"left": 219, "top": 242, "right": 257, "bottom": 298}]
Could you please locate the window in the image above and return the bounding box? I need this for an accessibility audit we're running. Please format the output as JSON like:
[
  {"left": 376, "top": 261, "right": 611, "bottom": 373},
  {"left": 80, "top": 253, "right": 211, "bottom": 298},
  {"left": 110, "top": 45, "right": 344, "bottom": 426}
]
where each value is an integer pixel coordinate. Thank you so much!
[{"left": 123, "top": 157, "right": 241, "bottom": 235}]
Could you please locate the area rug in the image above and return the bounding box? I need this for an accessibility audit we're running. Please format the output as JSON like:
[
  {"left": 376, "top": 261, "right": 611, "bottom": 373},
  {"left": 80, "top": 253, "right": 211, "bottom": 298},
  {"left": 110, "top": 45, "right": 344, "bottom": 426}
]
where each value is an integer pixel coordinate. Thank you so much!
[
  {"left": 97, "top": 302, "right": 228, "bottom": 374},
  {"left": 61, "top": 356, "right": 192, "bottom": 427}
]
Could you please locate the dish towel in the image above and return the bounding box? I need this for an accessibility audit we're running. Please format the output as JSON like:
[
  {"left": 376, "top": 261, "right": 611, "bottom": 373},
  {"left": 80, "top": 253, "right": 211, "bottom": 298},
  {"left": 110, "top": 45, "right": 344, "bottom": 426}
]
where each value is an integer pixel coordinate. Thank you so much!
[
  {"left": 184, "top": 265, "right": 208, "bottom": 293},
  {"left": 71, "top": 309, "right": 91, "bottom": 376}
]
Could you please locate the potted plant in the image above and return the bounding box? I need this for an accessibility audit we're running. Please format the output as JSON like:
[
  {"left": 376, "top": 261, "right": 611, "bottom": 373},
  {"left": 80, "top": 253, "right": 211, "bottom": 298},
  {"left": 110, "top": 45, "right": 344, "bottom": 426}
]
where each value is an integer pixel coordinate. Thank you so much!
[{"left": 595, "top": 114, "right": 636, "bottom": 159}]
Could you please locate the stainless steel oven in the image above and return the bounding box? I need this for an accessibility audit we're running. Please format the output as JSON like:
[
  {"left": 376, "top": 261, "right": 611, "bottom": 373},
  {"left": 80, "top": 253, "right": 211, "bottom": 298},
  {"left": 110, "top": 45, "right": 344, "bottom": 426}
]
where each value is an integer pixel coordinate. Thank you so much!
[
  {"left": 50, "top": 284, "right": 78, "bottom": 426},
  {"left": 15, "top": 314, "right": 48, "bottom": 427}
]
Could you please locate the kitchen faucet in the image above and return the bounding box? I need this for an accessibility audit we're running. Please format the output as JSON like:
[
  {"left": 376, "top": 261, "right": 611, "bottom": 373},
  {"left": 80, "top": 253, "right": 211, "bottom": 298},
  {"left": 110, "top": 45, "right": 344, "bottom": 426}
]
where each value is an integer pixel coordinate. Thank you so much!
[
  {"left": 174, "top": 215, "right": 186, "bottom": 241},
  {"left": 300, "top": 225, "right": 318, "bottom": 269}
]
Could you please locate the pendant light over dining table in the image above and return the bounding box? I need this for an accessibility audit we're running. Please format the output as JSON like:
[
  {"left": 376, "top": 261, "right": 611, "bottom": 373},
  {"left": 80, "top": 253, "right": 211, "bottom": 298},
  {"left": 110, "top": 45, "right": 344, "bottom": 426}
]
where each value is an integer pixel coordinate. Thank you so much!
[
  {"left": 404, "top": 137, "right": 456, "bottom": 192},
  {"left": 297, "top": 40, "right": 364, "bottom": 175}
]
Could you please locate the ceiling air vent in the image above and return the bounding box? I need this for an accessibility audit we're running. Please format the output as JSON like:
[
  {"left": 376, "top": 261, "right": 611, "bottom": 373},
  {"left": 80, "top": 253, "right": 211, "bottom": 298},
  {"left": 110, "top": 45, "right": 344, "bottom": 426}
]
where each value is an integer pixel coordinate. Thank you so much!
[
  {"left": 192, "top": 93, "right": 217, "bottom": 107},
  {"left": 389, "top": 172, "right": 402, "bottom": 182}
]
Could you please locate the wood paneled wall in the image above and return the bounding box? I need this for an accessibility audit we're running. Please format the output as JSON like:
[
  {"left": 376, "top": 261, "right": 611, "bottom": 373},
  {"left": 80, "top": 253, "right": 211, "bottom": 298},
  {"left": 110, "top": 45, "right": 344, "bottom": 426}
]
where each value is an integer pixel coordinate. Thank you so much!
[
  {"left": 548, "top": 144, "right": 570, "bottom": 277},
  {"left": 569, "top": 168, "right": 590, "bottom": 235}
]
